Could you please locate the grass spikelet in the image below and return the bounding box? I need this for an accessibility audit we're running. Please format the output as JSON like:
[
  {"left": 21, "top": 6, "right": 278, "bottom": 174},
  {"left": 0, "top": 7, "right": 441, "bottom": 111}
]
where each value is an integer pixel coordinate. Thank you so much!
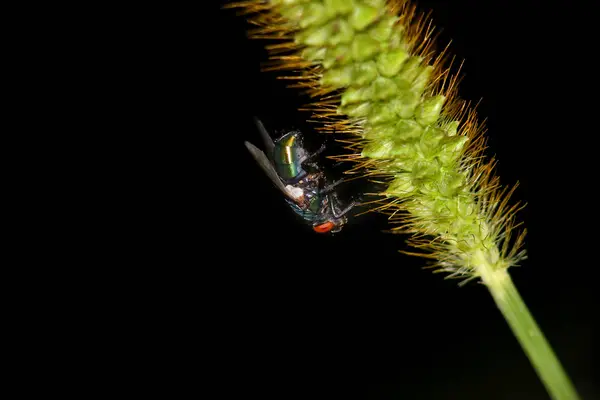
[{"left": 225, "top": 1, "right": 581, "bottom": 398}]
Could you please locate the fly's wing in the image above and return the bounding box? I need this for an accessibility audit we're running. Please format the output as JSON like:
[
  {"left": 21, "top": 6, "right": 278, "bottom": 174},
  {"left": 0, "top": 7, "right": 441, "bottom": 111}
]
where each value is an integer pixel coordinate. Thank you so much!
[
  {"left": 245, "top": 141, "right": 295, "bottom": 201},
  {"left": 253, "top": 117, "right": 274, "bottom": 159}
]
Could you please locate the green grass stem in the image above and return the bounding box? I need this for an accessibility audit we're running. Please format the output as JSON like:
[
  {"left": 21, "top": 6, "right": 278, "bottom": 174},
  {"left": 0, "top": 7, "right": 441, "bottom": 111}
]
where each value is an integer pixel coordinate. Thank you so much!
[{"left": 481, "top": 267, "right": 580, "bottom": 400}]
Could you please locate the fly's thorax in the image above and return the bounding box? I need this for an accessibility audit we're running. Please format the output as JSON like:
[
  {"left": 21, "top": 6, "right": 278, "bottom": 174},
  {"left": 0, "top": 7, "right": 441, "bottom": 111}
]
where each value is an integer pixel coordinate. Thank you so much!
[
  {"left": 284, "top": 184, "right": 304, "bottom": 201},
  {"left": 298, "top": 186, "right": 322, "bottom": 215},
  {"left": 284, "top": 181, "right": 321, "bottom": 212}
]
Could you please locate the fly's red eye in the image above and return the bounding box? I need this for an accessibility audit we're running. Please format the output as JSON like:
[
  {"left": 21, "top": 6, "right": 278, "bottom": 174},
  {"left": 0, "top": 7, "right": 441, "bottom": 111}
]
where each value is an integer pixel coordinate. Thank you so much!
[{"left": 313, "top": 221, "right": 334, "bottom": 233}]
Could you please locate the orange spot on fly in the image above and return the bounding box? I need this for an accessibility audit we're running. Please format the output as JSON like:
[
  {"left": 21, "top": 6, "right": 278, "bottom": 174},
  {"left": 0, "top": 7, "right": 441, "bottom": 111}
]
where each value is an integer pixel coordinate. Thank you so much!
[{"left": 313, "top": 221, "right": 334, "bottom": 233}]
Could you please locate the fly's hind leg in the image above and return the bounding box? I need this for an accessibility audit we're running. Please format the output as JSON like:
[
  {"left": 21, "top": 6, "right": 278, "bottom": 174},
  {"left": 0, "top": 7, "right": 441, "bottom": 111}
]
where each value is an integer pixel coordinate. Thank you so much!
[
  {"left": 300, "top": 143, "right": 327, "bottom": 165},
  {"left": 321, "top": 178, "right": 345, "bottom": 195},
  {"left": 298, "top": 144, "right": 327, "bottom": 173}
]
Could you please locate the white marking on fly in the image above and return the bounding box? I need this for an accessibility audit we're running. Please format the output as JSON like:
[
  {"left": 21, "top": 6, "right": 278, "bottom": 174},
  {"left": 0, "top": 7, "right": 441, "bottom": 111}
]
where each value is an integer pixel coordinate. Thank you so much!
[{"left": 285, "top": 185, "right": 304, "bottom": 200}]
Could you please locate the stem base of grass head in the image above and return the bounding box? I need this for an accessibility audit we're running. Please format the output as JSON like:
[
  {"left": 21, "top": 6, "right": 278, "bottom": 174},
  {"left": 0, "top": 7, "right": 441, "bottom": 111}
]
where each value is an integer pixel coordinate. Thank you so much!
[{"left": 482, "top": 268, "right": 580, "bottom": 400}]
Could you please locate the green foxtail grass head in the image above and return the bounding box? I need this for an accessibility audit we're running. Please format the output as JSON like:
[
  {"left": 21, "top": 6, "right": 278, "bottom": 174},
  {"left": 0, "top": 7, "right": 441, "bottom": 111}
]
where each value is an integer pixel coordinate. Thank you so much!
[
  {"left": 226, "top": 0, "right": 527, "bottom": 285},
  {"left": 225, "top": 2, "right": 583, "bottom": 398}
]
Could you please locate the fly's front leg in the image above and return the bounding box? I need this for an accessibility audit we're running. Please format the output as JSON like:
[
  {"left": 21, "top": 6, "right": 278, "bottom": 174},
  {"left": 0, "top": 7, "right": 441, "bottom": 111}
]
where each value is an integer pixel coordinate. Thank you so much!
[
  {"left": 328, "top": 194, "right": 356, "bottom": 218},
  {"left": 332, "top": 201, "right": 356, "bottom": 218}
]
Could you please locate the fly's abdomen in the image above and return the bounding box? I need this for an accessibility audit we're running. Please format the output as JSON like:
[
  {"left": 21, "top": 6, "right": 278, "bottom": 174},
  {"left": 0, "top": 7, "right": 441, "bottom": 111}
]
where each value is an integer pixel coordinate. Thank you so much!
[{"left": 273, "top": 132, "right": 306, "bottom": 181}]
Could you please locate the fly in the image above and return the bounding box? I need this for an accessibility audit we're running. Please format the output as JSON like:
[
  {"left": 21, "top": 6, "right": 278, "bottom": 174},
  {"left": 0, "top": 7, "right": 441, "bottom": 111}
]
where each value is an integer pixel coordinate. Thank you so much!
[{"left": 245, "top": 117, "right": 356, "bottom": 233}]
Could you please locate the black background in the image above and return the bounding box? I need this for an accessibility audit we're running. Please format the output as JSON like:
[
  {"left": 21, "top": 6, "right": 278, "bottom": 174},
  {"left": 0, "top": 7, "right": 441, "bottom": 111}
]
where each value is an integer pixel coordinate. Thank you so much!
[{"left": 205, "top": 1, "right": 597, "bottom": 399}]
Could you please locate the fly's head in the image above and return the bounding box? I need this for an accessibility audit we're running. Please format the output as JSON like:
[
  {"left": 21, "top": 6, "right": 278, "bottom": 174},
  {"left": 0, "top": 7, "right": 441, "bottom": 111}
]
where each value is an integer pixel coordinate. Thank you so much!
[{"left": 312, "top": 215, "right": 347, "bottom": 234}]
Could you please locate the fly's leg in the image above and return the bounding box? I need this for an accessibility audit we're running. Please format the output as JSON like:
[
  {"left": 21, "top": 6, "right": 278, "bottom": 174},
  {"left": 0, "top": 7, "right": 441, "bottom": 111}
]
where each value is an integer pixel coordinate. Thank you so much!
[
  {"left": 328, "top": 194, "right": 356, "bottom": 218},
  {"left": 303, "top": 161, "right": 321, "bottom": 172},
  {"left": 299, "top": 138, "right": 328, "bottom": 164},
  {"left": 351, "top": 194, "right": 364, "bottom": 205},
  {"left": 298, "top": 144, "right": 326, "bottom": 173},
  {"left": 321, "top": 178, "right": 345, "bottom": 195}
]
